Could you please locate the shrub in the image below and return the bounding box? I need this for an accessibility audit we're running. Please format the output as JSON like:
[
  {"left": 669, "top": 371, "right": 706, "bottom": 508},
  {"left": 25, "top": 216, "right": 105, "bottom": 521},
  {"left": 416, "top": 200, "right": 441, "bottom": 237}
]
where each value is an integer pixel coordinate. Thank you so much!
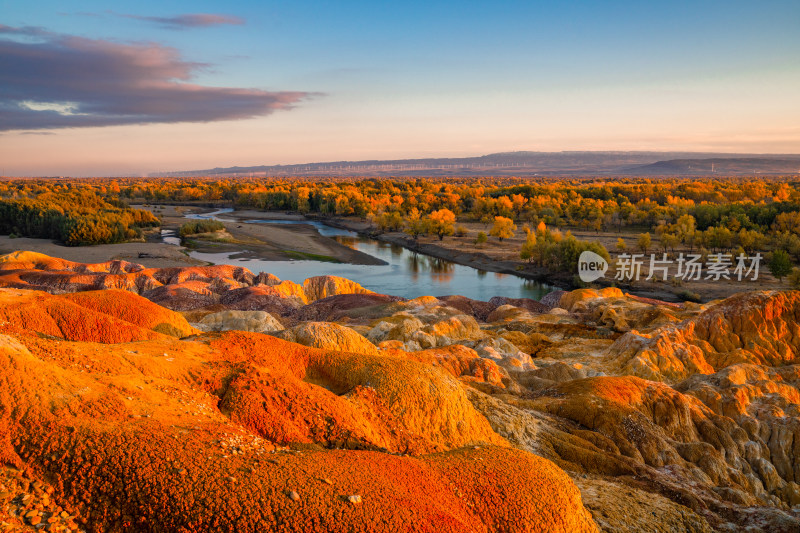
[
  {"left": 676, "top": 290, "right": 702, "bottom": 303},
  {"left": 179, "top": 220, "right": 225, "bottom": 237},
  {"left": 787, "top": 267, "right": 800, "bottom": 289}
]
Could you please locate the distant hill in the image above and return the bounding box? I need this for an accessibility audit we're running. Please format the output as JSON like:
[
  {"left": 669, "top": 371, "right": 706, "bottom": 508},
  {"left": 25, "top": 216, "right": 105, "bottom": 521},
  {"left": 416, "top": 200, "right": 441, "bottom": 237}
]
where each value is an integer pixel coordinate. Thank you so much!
[
  {"left": 150, "top": 151, "right": 800, "bottom": 177},
  {"left": 623, "top": 158, "right": 800, "bottom": 175}
]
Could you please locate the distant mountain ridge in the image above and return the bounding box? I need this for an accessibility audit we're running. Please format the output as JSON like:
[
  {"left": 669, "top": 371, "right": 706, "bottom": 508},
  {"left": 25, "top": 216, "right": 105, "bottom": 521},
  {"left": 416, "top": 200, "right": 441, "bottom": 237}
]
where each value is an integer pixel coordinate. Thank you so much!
[
  {"left": 150, "top": 151, "right": 800, "bottom": 177},
  {"left": 624, "top": 158, "right": 800, "bottom": 175}
]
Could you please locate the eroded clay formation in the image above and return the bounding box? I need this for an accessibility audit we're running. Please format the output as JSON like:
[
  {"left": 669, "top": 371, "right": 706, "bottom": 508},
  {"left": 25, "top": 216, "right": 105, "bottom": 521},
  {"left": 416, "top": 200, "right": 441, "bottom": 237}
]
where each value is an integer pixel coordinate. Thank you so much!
[{"left": 1, "top": 251, "right": 799, "bottom": 531}]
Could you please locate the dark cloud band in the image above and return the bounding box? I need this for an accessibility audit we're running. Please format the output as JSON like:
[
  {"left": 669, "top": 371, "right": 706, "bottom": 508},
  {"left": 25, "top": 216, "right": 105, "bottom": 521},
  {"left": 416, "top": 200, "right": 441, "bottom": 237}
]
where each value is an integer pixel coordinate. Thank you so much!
[
  {"left": 0, "top": 26, "right": 314, "bottom": 131},
  {"left": 118, "top": 13, "right": 245, "bottom": 29}
]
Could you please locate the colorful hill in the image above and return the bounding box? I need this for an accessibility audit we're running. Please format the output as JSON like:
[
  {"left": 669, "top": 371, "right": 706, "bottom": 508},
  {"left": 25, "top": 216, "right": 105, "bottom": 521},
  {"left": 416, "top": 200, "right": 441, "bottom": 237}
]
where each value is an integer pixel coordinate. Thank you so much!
[{"left": 2, "top": 252, "right": 800, "bottom": 531}]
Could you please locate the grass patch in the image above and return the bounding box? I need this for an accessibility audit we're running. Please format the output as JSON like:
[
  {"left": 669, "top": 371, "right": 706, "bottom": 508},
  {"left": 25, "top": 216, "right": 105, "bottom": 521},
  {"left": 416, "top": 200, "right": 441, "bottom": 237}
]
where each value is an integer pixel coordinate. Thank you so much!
[
  {"left": 181, "top": 230, "right": 250, "bottom": 246},
  {"left": 283, "top": 250, "right": 341, "bottom": 263}
]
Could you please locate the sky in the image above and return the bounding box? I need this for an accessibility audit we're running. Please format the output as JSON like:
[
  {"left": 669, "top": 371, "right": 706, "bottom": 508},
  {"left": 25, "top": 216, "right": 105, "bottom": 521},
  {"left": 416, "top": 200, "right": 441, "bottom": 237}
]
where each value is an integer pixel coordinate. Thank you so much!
[{"left": 1, "top": 0, "right": 799, "bottom": 176}]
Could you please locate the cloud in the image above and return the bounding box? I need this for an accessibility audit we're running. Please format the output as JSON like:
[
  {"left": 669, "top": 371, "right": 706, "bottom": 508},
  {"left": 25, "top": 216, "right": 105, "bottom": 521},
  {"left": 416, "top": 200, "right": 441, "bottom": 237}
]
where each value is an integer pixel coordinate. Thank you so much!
[
  {"left": 117, "top": 13, "right": 245, "bottom": 29},
  {"left": 0, "top": 26, "right": 314, "bottom": 131}
]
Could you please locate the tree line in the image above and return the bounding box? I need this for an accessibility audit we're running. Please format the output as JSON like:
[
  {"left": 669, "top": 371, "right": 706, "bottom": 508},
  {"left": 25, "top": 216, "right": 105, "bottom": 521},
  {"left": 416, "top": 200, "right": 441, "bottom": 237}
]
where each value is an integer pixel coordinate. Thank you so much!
[
  {"left": 3, "top": 176, "right": 800, "bottom": 262},
  {"left": 0, "top": 188, "right": 159, "bottom": 246}
]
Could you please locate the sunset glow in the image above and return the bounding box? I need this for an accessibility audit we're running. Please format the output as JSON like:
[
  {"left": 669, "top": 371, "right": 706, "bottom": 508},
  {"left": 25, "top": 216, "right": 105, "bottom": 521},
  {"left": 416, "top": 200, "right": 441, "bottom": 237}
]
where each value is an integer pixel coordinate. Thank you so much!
[{"left": 2, "top": 0, "right": 799, "bottom": 175}]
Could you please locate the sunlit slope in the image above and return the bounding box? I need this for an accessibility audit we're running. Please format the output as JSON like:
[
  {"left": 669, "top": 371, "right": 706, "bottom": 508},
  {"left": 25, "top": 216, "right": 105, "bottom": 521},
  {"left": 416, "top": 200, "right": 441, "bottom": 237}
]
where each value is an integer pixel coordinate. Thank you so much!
[{"left": 0, "top": 287, "right": 597, "bottom": 532}]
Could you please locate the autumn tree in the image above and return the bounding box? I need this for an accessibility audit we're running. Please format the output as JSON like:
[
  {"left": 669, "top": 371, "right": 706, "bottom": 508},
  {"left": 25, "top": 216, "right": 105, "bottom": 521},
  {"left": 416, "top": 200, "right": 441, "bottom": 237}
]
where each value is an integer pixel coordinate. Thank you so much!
[
  {"left": 660, "top": 233, "right": 679, "bottom": 254},
  {"left": 374, "top": 211, "right": 403, "bottom": 232},
  {"left": 426, "top": 209, "right": 456, "bottom": 240},
  {"left": 520, "top": 228, "right": 537, "bottom": 262},
  {"left": 637, "top": 233, "right": 651, "bottom": 254},
  {"left": 675, "top": 214, "right": 697, "bottom": 251},
  {"left": 403, "top": 208, "right": 426, "bottom": 240},
  {"left": 489, "top": 216, "right": 516, "bottom": 241}
]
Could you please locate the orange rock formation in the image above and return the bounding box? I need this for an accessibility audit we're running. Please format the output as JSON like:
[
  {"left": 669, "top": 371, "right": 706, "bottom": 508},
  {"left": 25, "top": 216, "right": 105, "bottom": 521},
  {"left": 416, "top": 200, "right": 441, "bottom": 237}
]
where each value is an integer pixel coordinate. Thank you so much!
[{"left": 3, "top": 251, "right": 800, "bottom": 531}]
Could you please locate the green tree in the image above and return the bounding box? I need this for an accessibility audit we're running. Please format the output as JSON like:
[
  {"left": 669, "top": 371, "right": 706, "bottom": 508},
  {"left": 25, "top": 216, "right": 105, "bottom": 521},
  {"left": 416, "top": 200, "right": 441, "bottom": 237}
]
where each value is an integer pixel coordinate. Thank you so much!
[
  {"left": 475, "top": 231, "right": 488, "bottom": 246},
  {"left": 769, "top": 249, "right": 793, "bottom": 281}
]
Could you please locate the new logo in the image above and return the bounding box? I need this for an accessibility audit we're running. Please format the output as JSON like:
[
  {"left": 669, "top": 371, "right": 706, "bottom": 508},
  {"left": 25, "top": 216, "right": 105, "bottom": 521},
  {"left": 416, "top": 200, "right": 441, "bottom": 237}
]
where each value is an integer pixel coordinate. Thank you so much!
[{"left": 578, "top": 251, "right": 608, "bottom": 282}]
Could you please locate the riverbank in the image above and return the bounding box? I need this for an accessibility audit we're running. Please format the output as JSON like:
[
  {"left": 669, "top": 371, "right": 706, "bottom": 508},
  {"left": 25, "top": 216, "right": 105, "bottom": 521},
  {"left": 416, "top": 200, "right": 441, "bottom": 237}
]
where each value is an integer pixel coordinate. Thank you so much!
[
  {"left": 0, "top": 206, "right": 383, "bottom": 269},
  {"left": 315, "top": 215, "right": 788, "bottom": 303},
  {"left": 145, "top": 205, "right": 385, "bottom": 266},
  {"left": 0, "top": 206, "right": 554, "bottom": 300},
  {"left": 313, "top": 216, "right": 582, "bottom": 290},
  {"left": 2, "top": 202, "right": 780, "bottom": 303},
  {"left": 0, "top": 234, "right": 204, "bottom": 268}
]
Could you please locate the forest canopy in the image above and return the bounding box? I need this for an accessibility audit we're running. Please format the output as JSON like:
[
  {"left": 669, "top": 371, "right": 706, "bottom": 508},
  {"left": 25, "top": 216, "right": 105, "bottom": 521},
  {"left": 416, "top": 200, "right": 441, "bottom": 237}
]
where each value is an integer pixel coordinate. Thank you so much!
[
  {"left": 3, "top": 176, "right": 800, "bottom": 259},
  {"left": 0, "top": 186, "right": 159, "bottom": 246}
]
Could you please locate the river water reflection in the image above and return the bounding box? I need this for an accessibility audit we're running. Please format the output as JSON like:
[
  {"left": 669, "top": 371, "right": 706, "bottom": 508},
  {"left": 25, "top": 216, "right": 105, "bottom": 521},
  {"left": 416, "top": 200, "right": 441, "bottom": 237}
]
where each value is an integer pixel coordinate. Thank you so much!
[{"left": 167, "top": 210, "right": 554, "bottom": 301}]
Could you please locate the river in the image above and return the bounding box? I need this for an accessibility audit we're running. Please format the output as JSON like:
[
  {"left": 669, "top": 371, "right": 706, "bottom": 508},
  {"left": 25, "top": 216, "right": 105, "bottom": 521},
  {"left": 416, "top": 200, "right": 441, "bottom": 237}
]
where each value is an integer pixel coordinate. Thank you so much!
[{"left": 164, "top": 209, "right": 554, "bottom": 301}]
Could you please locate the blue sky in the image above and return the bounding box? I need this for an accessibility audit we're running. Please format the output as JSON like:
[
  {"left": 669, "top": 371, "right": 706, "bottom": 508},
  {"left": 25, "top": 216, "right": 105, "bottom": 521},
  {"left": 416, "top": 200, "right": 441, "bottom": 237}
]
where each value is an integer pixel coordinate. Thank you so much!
[{"left": 1, "top": 0, "right": 799, "bottom": 175}]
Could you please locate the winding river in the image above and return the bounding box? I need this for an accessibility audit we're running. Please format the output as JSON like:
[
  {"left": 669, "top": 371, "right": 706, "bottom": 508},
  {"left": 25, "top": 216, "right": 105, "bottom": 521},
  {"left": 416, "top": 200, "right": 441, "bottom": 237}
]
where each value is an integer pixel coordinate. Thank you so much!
[{"left": 163, "top": 209, "right": 554, "bottom": 301}]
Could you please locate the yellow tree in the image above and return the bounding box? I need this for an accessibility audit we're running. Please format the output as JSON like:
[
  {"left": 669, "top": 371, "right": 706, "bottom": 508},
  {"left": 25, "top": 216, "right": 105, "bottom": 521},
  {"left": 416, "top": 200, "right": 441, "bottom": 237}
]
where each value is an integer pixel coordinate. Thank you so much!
[
  {"left": 489, "top": 216, "right": 516, "bottom": 241},
  {"left": 638, "top": 232, "right": 651, "bottom": 254},
  {"left": 404, "top": 208, "right": 426, "bottom": 240},
  {"left": 495, "top": 196, "right": 514, "bottom": 217},
  {"left": 426, "top": 209, "right": 456, "bottom": 240}
]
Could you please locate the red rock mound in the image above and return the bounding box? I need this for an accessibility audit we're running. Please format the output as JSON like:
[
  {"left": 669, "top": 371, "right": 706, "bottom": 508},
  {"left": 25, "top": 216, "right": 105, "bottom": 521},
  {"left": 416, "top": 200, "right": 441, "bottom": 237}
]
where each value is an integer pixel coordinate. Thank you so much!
[
  {"left": 0, "top": 288, "right": 167, "bottom": 343},
  {"left": 436, "top": 295, "right": 496, "bottom": 321},
  {"left": 206, "top": 331, "right": 505, "bottom": 453},
  {"left": 0, "top": 288, "right": 598, "bottom": 532},
  {"left": 219, "top": 285, "right": 304, "bottom": 317},
  {"left": 0, "top": 253, "right": 379, "bottom": 319},
  {"left": 488, "top": 296, "right": 549, "bottom": 315},
  {"left": 142, "top": 280, "right": 220, "bottom": 310},
  {"left": 62, "top": 289, "right": 198, "bottom": 337},
  {"left": 295, "top": 293, "right": 406, "bottom": 322}
]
